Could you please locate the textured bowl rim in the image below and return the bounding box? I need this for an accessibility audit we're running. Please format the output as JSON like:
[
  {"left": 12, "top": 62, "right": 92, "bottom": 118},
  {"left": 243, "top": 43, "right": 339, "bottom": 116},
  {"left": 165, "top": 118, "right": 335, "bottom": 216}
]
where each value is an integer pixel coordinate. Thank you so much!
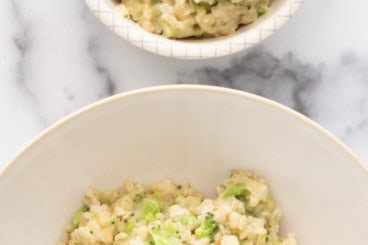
[
  {"left": 85, "top": 0, "right": 304, "bottom": 59},
  {"left": 1, "top": 85, "right": 367, "bottom": 180}
]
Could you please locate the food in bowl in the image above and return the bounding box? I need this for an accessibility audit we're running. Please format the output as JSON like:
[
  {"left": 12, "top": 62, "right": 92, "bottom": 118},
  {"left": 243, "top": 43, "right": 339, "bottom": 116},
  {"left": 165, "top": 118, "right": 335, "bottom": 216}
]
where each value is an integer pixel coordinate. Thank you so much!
[
  {"left": 61, "top": 169, "right": 296, "bottom": 244},
  {"left": 115, "top": 0, "right": 271, "bottom": 39}
]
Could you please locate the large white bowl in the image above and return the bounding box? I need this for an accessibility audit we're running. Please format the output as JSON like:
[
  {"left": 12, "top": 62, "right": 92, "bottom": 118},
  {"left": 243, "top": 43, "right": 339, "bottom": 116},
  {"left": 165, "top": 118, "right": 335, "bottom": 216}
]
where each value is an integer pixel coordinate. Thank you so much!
[
  {"left": 85, "top": 0, "right": 304, "bottom": 59},
  {"left": 0, "top": 85, "right": 367, "bottom": 244}
]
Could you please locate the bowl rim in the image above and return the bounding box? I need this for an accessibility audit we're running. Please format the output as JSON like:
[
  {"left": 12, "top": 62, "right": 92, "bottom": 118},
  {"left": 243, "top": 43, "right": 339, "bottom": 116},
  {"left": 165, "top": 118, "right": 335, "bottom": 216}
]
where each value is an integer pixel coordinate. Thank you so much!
[
  {"left": 1, "top": 85, "right": 367, "bottom": 180},
  {"left": 85, "top": 0, "right": 305, "bottom": 59}
]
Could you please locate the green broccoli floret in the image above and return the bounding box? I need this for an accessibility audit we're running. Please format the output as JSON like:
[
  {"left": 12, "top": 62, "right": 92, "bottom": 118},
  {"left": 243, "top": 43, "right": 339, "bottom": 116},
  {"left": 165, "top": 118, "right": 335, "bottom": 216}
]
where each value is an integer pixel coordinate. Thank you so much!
[
  {"left": 195, "top": 2, "right": 212, "bottom": 13},
  {"left": 164, "top": 220, "right": 178, "bottom": 236},
  {"left": 256, "top": 4, "right": 269, "bottom": 15},
  {"left": 195, "top": 212, "right": 219, "bottom": 242},
  {"left": 181, "top": 214, "right": 197, "bottom": 226},
  {"left": 150, "top": 225, "right": 173, "bottom": 245},
  {"left": 72, "top": 205, "right": 89, "bottom": 226},
  {"left": 142, "top": 198, "right": 161, "bottom": 222},
  {"left": 124, "top": 217, "right": 135, "bottom": 234},
  {"left": 147, "top": 237, "right": 155, "bottom": 245},
  {"left": 223, "top": 184, "right": 246, "bottom": 197},
  {"left": 152, "top": 233, "right": 172, "bottom": 245}
]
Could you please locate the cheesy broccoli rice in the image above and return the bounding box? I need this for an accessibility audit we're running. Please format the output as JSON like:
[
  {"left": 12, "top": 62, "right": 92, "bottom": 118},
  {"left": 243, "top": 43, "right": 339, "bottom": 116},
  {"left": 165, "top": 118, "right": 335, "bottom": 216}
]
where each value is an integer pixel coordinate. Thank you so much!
[
  {"left": 115, "top": 0, "right": 271, "bottom": 39},
  {"left": 61, "top": 170, "right": 297, "bottom": 245}
]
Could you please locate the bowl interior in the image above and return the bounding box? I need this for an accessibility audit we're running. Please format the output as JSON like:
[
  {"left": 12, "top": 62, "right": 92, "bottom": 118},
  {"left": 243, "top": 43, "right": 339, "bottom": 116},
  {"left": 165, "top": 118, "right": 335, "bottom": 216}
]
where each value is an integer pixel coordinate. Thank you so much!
[
  {"left": 106, "top": 0, "right": 288, "bottom": 44},
  {"left": 0, "top": 86, "right": 367, "bottom": 244}
]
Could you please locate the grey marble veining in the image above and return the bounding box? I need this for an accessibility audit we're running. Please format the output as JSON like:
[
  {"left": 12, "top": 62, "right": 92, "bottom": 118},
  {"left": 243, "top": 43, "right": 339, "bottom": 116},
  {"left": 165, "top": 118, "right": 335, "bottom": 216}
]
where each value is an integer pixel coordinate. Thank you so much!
[
  {"left": 1, "top": 0, "right": 368, "bottom": 166},
  {"left": 178, "top": 48, "right": 321, "bottom": 116}
]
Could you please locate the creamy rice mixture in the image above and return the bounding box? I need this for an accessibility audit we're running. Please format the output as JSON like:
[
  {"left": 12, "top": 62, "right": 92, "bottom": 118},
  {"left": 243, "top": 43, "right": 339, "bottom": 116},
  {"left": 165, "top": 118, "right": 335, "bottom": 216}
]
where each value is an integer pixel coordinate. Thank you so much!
[
  {"left": 61, "top": 170, "right": 296, "bottom": 245},
  {"left": 115, "top": 0, "right": 271, "bottom": 38}
]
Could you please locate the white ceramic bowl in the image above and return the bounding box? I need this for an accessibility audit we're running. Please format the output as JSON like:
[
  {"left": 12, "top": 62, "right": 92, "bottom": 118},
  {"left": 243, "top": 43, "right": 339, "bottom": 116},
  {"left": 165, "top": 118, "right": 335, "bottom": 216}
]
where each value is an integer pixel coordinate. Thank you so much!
[
  {"left": 85, "top": 0, "right": 304, "bottom": 59},
  {"left": 0, "top": 85, "right": 367, "bottom": 244}
]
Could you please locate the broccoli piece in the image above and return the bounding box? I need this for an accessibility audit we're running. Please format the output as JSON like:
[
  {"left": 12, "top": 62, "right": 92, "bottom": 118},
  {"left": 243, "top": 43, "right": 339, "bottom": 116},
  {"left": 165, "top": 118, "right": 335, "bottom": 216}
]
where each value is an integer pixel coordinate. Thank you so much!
[
  {"left": 195, "top": 212, "right": 219, "bottom": 242},
  {"left": 142, "top": 198, "right": 161, "bottom": 222},
  {"left": 150, "top": 225, "right": 173, "bottom": 245},
  {"left": 223, "top": 184, "right": 246, "bottom": 197},
  {"left": 147, "top": 237, "right": 155, "bottom": 245},
  {"left": 124, "top": 217, "right": 135, "bottom": 234},
  {"left": 72, "top": 205, "right": 89, "bottom": 226},
  {"left": 256, "top": 4, "right": 269, "bottom": 15},
  {"left": 164, "top": 220, "right": 177, "bottom": 236},
  {"left": 195, "top": 2, "right": 212, "bottom": 13},
  {"left": 152, "top": 234, "right": 172, "bottom": 245},
  {"left": 181, "top": 214, "right": 197, "bottom": 226}
]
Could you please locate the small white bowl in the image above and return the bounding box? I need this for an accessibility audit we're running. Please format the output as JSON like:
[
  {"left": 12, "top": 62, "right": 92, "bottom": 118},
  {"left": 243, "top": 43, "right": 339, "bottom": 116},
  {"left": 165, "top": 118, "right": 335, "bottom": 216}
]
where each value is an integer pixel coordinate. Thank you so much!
[
  {"left": 0, "top": 85, "right": 367, "bottom": 244},
  {"left": 85, "top": 0, "right": 304, "bottom": 59}
]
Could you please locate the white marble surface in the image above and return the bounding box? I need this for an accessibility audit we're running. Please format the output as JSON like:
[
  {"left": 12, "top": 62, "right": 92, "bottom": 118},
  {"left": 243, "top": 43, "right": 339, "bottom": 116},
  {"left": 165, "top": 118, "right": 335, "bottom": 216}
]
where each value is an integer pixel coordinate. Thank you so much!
[{"left": 1, "top": 0, "right": 368, "bottom": 167}]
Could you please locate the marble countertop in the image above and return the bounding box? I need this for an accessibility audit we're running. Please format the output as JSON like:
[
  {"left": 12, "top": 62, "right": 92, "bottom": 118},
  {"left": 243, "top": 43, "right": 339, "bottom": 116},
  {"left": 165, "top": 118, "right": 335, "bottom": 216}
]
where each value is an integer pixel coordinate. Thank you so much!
[{"left": 1, "top": 0, "right": 368, "bottom": 167}]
